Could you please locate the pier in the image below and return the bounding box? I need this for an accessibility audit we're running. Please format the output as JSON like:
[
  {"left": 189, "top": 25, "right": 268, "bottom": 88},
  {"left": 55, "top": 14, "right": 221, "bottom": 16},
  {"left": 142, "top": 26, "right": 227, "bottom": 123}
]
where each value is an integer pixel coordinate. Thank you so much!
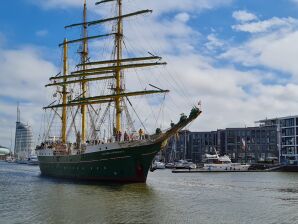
[{"left": 172, "top": 169, "right": 270, "bottom": 173}]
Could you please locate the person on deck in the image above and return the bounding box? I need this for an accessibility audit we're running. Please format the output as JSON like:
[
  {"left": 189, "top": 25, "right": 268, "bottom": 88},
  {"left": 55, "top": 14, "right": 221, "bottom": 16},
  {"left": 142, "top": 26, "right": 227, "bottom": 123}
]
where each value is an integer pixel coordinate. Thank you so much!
[
  {"left": 139, "top": 129, "right": 144, "bottom": 140},
  {"left": 118, "top": 131, "right": 122, "bottom": 142},
  {"left": 124, "top": 131, "right": 129, "bottom": 142},
  {"left": 115, "top": 131, "right": 118, "bottom": 142}
]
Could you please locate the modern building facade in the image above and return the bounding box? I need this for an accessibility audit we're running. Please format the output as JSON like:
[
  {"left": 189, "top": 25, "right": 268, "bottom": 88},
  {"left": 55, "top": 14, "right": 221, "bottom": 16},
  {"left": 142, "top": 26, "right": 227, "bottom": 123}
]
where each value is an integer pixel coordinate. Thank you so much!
[
  {"left": 14, "top": 106, "right": 34, "bottom": 160},
  {"left": 187, "top": 131, "right": 218, "bottom": 163},
  {"left": 219, "top": 127, "right": 278, "bottom": 163},
  {"left": 258, "top": 116, "right": 298, "bottom": 165},
  {"left": 165, "top": 126, "right": 279, "bottom": 164}
]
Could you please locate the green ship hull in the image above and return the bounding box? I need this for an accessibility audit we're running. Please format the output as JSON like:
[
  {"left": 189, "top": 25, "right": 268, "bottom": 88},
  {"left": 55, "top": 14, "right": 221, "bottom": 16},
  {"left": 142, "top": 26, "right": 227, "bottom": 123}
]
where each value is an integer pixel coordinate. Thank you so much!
[
  {"left": 38, "top": 142, "right": 162, "bottom": 183},
  {"left": 37, "top": 107, "right": 202, "bottom": 183}
]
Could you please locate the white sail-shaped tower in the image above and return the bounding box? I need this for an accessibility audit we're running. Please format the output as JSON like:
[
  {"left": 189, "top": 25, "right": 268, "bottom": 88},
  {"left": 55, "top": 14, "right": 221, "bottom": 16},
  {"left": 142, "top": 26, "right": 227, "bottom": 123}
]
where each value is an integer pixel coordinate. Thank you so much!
[{"left": 14, "top": 106, "right": 34, "bottom": 162}]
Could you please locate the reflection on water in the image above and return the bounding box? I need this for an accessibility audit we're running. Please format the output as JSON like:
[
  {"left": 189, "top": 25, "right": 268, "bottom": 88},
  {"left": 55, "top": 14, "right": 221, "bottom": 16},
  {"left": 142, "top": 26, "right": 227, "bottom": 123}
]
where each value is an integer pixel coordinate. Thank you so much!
[{"left": 1, "top": 161, "right": 298, "bottom": 224}]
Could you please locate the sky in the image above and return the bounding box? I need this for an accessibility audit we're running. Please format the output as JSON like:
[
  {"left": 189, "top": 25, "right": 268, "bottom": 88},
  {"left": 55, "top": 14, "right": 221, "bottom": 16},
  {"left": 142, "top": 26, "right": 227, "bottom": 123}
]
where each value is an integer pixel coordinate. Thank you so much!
[{"left": 1, "top": 0, "right": 298, "bottom": 148}]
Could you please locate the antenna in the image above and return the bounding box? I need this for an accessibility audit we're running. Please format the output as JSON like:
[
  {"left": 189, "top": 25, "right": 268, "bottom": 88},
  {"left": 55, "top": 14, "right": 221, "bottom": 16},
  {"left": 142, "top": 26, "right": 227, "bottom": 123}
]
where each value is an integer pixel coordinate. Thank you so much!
[{"left": 17, "top": 102, "right": 20, "bottom": 123}]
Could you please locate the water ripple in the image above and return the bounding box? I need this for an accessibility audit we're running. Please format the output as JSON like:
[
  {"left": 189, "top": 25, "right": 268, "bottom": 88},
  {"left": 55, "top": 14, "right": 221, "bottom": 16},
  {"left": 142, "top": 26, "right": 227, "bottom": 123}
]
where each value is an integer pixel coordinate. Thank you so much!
[{"left": 1, "top": 162, "right": 298, "bottom": 224}]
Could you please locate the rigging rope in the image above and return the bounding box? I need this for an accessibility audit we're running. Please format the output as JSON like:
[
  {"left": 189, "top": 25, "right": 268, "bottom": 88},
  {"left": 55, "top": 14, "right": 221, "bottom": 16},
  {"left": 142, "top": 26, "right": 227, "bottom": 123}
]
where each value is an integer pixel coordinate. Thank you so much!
[
  {"left": 126, "top": 97, "right": 148, "bottom": 134},
  {"left": 67, "top": 107, "right": 79, "bottom": 139},
  {"left": 87, "top": 105, "right": 98, "bottom": 140},
  {"left": 123, "top": 99, "right": 136, "bottom": 133},
  {"left": 97, "top": 102, "right": 112, "bottom": 135}
]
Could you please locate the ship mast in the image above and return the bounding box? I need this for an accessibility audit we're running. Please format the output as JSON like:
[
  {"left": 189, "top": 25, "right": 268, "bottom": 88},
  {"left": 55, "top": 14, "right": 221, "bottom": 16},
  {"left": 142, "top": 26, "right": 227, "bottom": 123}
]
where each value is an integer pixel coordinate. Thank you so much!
[
  {"left": 62, "top": 39, "right": 68, "bottom": 144},
  {"left": 44, "top": 0, "right": 170, "bottom": 141},
  {"left": 115, "top": 0, "right": 123, "bottom": 132},
  {"left": 81, "top": 0, "right": 88, "bottom": 143}
]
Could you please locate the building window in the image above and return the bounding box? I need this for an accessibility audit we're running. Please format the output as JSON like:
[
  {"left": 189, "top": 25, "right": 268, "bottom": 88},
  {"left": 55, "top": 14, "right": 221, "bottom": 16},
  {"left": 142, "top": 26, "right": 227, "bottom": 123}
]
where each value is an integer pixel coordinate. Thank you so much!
[
  {"left": 282, "top": 118, "right": 295, "bottom": 127},
  {"left": 282, "top": 128, "right": 295, "bottom": 136},
  {"left": 282, "top": 137, "right": 295, "bottom": 146}
]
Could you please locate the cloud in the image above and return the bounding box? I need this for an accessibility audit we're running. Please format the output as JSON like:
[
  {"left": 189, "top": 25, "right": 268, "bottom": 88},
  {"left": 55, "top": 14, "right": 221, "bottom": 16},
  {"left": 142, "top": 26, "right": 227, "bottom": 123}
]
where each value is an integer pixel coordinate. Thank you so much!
[
  {"left": 35, "top": 29, "right": 49, "bottom": 37},
  {"left": 28, "top": 0, "right": 86, "bottom": 9},
  {"left": 121, "top": 13, "right": 200, "bottom": 56},
  {"left": 205, "top": 33, "right": 225, "bottom": 51},
  {"left": 3, "top": 0, "right": 298, "bottom": 149},
  {"left": 232, "top": 17, "right": 298, "bottom": 33},
  {"left": 31, "top": 0, "right": 234, "bottom": 15},
  {"left": 175, "top": 12, "right": 190, "bottom": 23},
  {"left": 0, "top": 45, "right": 57, "bottom": 147},
  {"left": 1, "top": 1, "right": 236, "bottom": 147},
  {"left": 223, "top": 16, "right": 298, "bottom": 79},
  {"left": 232, "top": 10, "right": 258, "bottom": 22},
  {"left": 222, "top": 31, "right": 298, "bottom": 79}
]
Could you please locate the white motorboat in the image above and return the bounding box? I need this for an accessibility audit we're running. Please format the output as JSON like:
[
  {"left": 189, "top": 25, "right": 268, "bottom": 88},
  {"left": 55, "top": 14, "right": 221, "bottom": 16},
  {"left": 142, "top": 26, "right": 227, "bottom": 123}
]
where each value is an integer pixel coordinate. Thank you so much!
[
  {"left": 152, "top": 161, "right": 166, "bottom": 169},
  {"left": 165, "top": 162, "right": 175, "bottom": 169},
  {"left": 175, "top": 160, "right": 197, "bottom": 169},
  {"left": 203, "top": 153, "right": 250, "bottom": 171},
  {"left": 187, "top": 162, "right": 197, "bottom": 169}
]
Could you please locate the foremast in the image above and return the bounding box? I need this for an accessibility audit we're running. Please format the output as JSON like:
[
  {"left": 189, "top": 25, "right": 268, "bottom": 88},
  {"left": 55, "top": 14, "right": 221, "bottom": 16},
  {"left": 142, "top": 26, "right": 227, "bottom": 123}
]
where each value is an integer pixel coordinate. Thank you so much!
[
  {"left": 81, "top": 0, "right": 88, "bottom": 143},
  {"left": 44, "top": 0, "right": 170, "bottom": 144}
]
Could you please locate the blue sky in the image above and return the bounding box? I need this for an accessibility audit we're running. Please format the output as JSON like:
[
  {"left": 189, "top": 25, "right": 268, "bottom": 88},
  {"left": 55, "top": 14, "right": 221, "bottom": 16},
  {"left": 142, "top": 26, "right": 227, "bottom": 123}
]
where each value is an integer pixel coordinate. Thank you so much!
[
  {"left": 0, "top": 0, "right": 294, "bottom": 51},
  {"left": 2, "top": 0, "right": 298, "bottom": 147}
]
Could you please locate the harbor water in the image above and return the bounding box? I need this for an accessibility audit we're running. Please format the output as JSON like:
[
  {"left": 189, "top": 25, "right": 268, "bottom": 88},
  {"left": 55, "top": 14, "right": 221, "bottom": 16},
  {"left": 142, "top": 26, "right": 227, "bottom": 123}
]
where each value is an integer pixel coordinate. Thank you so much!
[{"left": 0, "top": 161, "right": 298, "bottom": 224}]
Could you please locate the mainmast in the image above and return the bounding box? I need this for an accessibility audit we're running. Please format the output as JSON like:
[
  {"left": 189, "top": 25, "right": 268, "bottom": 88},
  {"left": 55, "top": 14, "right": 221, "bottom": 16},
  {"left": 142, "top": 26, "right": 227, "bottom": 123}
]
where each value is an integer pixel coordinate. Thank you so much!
[
  {"left": 115, "top": 0, "right": 123, "bottom": 132},
  {"left": 61, "top": 39, "right": 68, "bottom": 144},
  {"left": 81, "top": 0, "right": 88, "bottom": 143}
]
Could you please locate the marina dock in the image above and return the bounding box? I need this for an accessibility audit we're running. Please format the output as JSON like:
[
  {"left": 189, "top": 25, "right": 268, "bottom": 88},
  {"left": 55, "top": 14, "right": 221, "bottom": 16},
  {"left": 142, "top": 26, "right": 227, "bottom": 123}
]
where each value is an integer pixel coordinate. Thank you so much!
[{"left": 172, "top": 169, "right": 272, "bottom": 173}]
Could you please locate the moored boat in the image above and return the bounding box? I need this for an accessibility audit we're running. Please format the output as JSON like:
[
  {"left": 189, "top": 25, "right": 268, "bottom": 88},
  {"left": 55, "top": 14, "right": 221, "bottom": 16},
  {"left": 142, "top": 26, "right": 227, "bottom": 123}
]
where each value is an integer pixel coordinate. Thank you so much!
[
  {"left": 165, "top": 162, "right": 175, "bottom": 169},
  {"left": 152, "top": 161, "right": 166, "bottom": 169},
  {"left": 175, "top": 160, "right": 197, "bottom": 169},
  {"left": 203, "top": 153, "right": 250, "bottom": 171}
]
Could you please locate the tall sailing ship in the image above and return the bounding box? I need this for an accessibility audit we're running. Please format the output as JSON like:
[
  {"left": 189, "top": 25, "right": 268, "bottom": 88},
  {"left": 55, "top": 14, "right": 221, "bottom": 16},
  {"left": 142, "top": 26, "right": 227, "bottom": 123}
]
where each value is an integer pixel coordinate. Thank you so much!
[{"left": 36, "top": 0, "right": 202, "bottom": 183}]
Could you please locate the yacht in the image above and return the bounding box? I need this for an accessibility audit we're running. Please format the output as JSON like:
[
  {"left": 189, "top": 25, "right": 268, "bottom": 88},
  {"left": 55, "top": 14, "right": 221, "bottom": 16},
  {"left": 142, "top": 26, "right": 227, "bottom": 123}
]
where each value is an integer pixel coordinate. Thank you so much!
[
  {"left": 152, "top": 161, "right": 166, "bottom": 169},
  {"left": 165, "top": 162, "right": 175, "bottom": 169},
  {"left": 175, "top": 160, "right": 197, "bottom": 169},
  {"left": 203, "top": 152, "right": 250, "bottom": 171}
]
